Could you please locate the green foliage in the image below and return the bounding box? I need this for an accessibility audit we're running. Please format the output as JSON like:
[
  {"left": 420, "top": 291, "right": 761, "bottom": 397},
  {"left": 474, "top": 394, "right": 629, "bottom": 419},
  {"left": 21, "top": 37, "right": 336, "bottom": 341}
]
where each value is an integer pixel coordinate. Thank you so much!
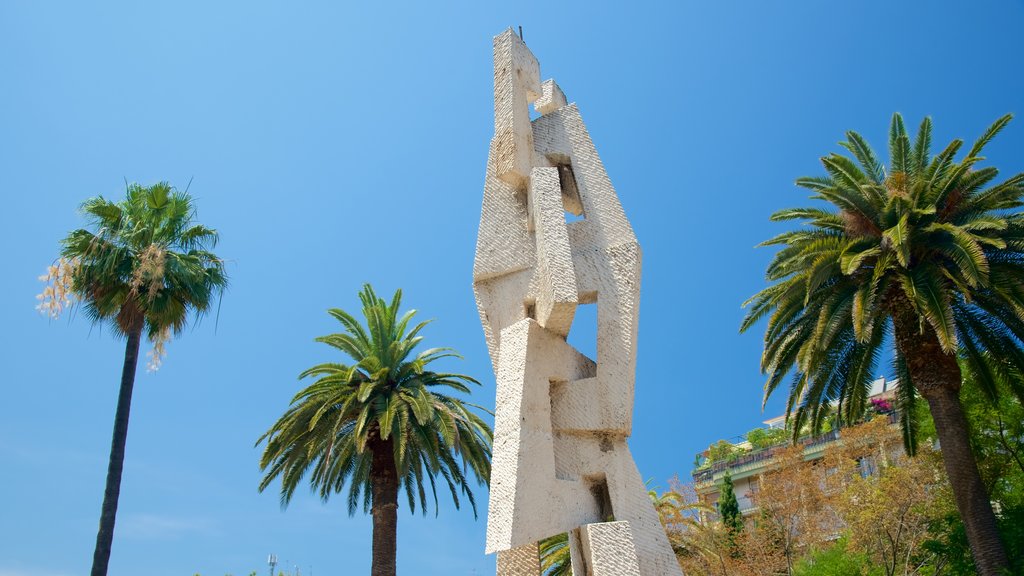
[
  {"left": 58, "top": 182, "right": 228, "bottom": 341},
  {"left": 922, "top": 359, "right": 1024, "bottom": 510},
  {"left": 680, "top": 366, "right": 1024, "bottom": 573},
  {"left": 792, "top": 536, "right": 880, "bottom": 576},
  {"left": 704, "top": 439, "right": 745, "bottom": 467},
  {"left": 745, "top": 427, "right": 788, "bottom": 450},
  {"left": 539, "top": 532, "right": 572, "bottom": 576},
  {"left": 256, "top": 284, "right": 493, "bottom": 517},
  {"left": 918, "top": 366, "right": 1024, "bottom": 574},
  {"left": 920, "top": 504, "right": 1024, "bottom": 575},
  {"left": 718, "top": 472, "right": 742, "bottom": 538},
  {"left": 741, "top": 113, "right": 1024, "bottom": 450}
]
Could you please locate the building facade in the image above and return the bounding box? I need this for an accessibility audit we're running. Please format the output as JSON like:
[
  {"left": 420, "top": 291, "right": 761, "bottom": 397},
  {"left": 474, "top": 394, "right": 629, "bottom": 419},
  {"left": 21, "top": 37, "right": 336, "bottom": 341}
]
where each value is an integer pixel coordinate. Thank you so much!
[{"left": 691, "top": 377, "right": 899, "bottom": 520}]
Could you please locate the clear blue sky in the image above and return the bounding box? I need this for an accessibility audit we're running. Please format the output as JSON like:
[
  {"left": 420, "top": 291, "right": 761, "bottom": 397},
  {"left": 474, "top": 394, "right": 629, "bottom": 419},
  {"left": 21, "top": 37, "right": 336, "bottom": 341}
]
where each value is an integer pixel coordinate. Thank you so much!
[{"left": 2, "top": 2, "right": 1022, "bottom": 575}]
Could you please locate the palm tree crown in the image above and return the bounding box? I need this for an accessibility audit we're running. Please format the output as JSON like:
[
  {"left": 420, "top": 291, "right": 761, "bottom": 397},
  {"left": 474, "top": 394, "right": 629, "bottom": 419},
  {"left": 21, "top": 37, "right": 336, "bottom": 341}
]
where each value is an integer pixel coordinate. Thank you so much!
[
  {"left": 258, "top": 284, "right": 492, "bottom": 513},
  {"left": 57, "top": 182, "right": 227, "bottom": 350},
  {"left": 741, "top": 113, "right": 1022, "bottom": 574},
  {"left": 257, "top": 285, "right": 491, "bottom": 576},
  {"left": 742, "top": 113, "right": 1024, "bottom": 438}
]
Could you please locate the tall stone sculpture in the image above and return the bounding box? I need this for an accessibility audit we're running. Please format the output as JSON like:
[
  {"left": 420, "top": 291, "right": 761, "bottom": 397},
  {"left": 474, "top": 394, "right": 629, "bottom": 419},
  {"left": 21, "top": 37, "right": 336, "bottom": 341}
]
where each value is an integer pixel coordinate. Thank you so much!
[{"left": 473, "top": 29, "right": 684, "bottom": 576}]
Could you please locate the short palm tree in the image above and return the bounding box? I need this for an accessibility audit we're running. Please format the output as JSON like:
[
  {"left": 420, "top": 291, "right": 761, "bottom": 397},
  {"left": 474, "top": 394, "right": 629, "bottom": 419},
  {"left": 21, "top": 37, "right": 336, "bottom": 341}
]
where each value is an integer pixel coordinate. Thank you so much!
[
  {"left": 256, "top": 285, "right": 492, "bottom": 576},
  {"left": 648, "top": 486, "right": 685, "bottom": 525},
  {"left": 741, "top": 113, "right": 1022, "bottom": 574},
  {"left": 39, "top": 183, "right": 227, "bottom": 576},
  {"left": 539, "top": 532, "right": 572, "bottom": 576},
  {"left": 647, "top": 485, "right": 701, "bottom": 559}
]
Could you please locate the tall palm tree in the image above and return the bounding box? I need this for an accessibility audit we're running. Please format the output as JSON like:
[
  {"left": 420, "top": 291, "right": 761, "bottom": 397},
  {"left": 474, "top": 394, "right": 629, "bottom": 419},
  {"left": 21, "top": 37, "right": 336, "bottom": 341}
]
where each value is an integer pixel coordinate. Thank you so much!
[
  {"left": 257, "top": 284, "right": 492, "bottom": 576},
  {"left": 40, "top": 182, "right": 227, "bottom": 576},
  {"left": 741, "top": 113, "right": 1023, "bottom": 574}
]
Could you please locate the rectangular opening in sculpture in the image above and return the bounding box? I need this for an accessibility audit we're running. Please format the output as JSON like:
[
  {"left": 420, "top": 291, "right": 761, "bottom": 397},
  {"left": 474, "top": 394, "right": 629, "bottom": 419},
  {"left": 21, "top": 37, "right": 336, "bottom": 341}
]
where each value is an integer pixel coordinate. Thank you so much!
[
  {"left": 586, "top": 475, "right": 614, "bottom": 522},
  {"left": 567, "top": 300, "right": 596, "bottom": 360},
  {"left": 557, "top": 163, "right": 585, "bottom": 222}
]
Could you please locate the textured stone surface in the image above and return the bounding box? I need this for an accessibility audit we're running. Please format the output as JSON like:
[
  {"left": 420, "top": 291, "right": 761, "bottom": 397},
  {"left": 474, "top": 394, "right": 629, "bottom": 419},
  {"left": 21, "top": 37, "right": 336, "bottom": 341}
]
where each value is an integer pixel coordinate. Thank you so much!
[
  {"left": 581, "top": 521, "right": 642, "bottom": 575},
  {"left": 535, "top": 79, "right": 567, "bottom": 116},
  {"left": 475, "top": 28, "right": 683, "bottom": 576},
  {"left": 496, "top": 542, "right": 541, "bottom": 576},
  {"left": 529, "top": 166, "right": 578, "bottom": 336},
  {"left": 492, "top": 30, "right": 540, "bottom": 189}
]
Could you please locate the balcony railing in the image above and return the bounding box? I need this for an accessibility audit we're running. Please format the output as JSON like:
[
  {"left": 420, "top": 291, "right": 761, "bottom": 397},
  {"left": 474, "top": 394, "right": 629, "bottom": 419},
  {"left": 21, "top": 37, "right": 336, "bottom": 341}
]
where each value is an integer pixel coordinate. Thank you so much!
[
  {"left": 691, "top": 412, "right": 898, "bottom": 485},
  {"left": 692, "top": 429, "right": 840, "bottom": 484}
]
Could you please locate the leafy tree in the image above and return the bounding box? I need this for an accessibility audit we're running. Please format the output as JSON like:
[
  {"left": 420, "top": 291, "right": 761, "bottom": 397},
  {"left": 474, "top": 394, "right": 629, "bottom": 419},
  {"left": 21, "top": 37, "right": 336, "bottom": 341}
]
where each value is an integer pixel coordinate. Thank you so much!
[
  {"left": 920, "top": 363, "right": 1024, "bottom": 574},
  {"left": 824, "top": 417, "right": 952, "bottom": 576},
  {"left": 741, "top": 113, "right": 1023, "bottom": 574},
  {"left": 792, "top": 536, "right": 880, "bottom": 576},
  {"left": 256, "top": 285, "right": 492, "bottom": 576},
  {"left": 40, "top": 183, "right": 227, "bottom": 576},
  {"left": 673, "top": 474, "right": 791, "bottom": 576},
  {"left": 747, "top": 446, "right": 830, "bottom": 574},
  {"left": 955, "top": 361, "right": 1024, "bottom": 510},
  {"left": 746, "top": 427, "right": 788, "bottom": 450},
  {"left": 718, "top": 472, "right": 743, "bottom": 544}
]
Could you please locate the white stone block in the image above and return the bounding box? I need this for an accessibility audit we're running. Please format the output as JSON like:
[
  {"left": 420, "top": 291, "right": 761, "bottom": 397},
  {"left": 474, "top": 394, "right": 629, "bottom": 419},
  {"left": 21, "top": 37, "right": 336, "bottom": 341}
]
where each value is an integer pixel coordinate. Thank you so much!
[
  {"left": 492, "top": 29, "right": 540, "bottom": 189},
  {"left": 535, "top": 79, "right": 567, "bottom": 116},
  {"left": 529, "top": 166, "right": 577, "bottom": 336},
  {"left": 580, "top": 521, "right": 642, "bottom": 576}
]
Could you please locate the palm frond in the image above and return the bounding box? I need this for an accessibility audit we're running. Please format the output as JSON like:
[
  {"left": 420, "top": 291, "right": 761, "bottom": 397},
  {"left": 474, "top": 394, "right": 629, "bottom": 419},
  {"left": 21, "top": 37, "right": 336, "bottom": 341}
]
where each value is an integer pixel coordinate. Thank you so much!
[
  {"left": 744, "top": 113, "right": 1024, "bottom": 461},
  {"left": 257, "top": 285, "right": 492, "bottom": 521},
  {"left": 889, "top": 112, "right": 911, "bottom": 175}
]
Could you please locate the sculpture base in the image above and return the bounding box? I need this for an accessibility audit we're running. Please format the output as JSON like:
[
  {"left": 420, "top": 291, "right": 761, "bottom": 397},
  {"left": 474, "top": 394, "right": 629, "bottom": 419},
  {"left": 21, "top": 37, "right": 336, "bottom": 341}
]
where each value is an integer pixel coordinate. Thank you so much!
[{"left": 496, "top": 521, "right": 642, "bottom": 576}]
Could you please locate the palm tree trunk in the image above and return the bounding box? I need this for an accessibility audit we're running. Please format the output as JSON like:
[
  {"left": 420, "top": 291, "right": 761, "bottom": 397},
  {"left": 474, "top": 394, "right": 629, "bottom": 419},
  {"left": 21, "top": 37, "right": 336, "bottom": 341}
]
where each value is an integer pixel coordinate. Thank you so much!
[
  {"left": 90, "top": 324, "right": 143, "bottom": 576},
  {"left": 921, "top": 385, "right": 1008, "bottom": 575},
  {"left": 891, "top": 308, "right": 1008, "bottom": 575},
  {"left": 370, "top": 434, "right": 398, "bottom": 576}
]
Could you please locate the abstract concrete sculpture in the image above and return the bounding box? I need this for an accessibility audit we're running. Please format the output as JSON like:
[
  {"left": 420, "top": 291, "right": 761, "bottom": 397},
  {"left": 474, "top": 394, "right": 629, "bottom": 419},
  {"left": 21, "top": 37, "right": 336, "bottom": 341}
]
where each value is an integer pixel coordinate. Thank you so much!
[{"left": 473, "top": 29, "right": 684, "bottom": 576}]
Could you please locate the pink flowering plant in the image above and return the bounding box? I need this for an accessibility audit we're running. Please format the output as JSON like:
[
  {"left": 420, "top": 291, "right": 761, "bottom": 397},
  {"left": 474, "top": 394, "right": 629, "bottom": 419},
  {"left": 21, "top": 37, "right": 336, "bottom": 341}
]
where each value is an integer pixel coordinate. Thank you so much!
[{"left": 869, "top": 397, "right": 894, "bottom": 415}]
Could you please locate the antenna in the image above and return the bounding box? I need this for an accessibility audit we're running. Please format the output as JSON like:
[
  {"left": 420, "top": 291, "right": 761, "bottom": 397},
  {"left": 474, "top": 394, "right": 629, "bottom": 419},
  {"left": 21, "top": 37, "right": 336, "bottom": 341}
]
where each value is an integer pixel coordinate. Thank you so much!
[{"left": 518, "top": 26, "right": 523, "bottom": 41}]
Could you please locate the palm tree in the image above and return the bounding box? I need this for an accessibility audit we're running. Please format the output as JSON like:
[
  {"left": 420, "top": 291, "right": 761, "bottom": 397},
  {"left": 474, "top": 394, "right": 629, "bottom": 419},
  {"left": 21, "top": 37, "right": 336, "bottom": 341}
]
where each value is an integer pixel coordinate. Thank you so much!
[
  {"left": 256, "top": 284, "right": 492, "bottom": 576},
  {"left": 648, "top": 487, "right": 682, "bottom": 523},
  {"left": 741, "top": 113, "right": 1023, "bottom": 574},
  {"left": 539, "top": 533, "right": 572, "bottom": 576},
  {"left": 648, "top": 484, "right": 721, "bottom": 565},
  {"left": 39, "top": 182, "right": 227, "bottom": 576}
]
